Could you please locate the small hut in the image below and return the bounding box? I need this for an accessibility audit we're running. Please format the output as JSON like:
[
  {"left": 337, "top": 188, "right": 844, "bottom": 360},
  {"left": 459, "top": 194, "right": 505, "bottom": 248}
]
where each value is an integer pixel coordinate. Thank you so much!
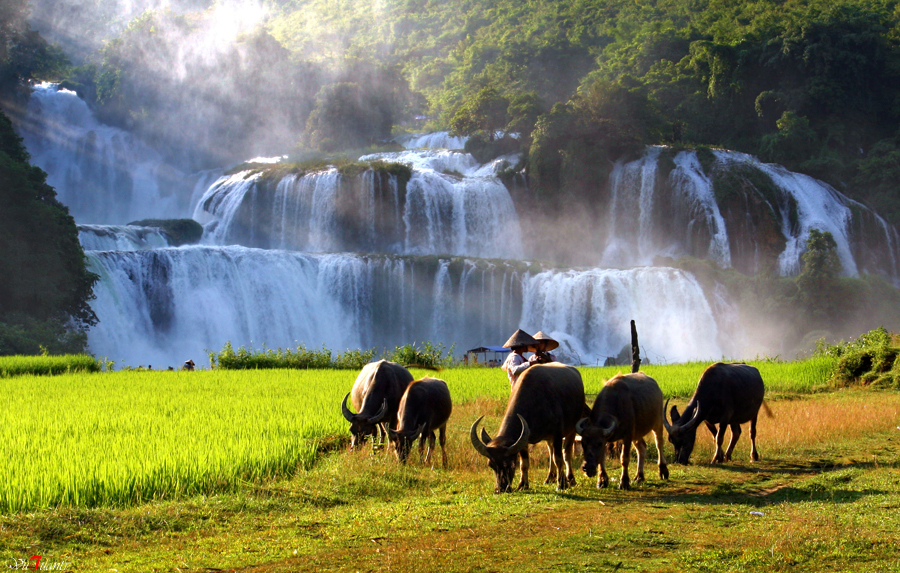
[{"left": 465, "top": 346, "right": 510, "bottom": 367}]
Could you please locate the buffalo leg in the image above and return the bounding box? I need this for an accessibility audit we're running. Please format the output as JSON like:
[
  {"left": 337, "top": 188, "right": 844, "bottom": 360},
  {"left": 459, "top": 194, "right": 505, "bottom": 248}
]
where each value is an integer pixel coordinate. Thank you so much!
[
  {"left": 552, "top": 434, "right": 568, "bottom": 491},
  {"left": 704, "top": 420, "right": 717, "bottom": 438},
  {"left": 517, "top": 449, "right": 530, "bottom": 491},
  {"left": 597, "top": 446, "right": 609, "bottom": 489},
  {"left": 544, "top": 443, "right": 557, "bottom": 484},
  {"left": 438, "top": 425, "right": 448, "bottom": 468},
  {"left": 712, "top": 423, "right": 727, "bottom": 463},
  {"left": 634, "top": 437, "right": 647, "bottom": 484},
  {"left": 421, "top": 431, "right": 431, "bottom": 465},
  {"left": 724, "top": 423, "right": 742, "bottom": 461},
  {"left": 749, "top": 414, "right": 760, "bottom": 462},
  {"left": 563, "top": 433, "right": 576, "bottom": 486},
  {"left": 653, "top": 428, "right": 669, "bottom": 480},
  {"left": 619, "top": 438, "right": 632, "bottom": 490}
]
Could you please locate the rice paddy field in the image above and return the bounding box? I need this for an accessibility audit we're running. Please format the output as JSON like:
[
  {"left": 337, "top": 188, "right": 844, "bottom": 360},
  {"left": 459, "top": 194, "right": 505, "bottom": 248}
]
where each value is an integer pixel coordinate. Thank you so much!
[
  {"left": 2, "top": 356, "right": 900, "bottom": 573},
  {"left": 0, "top": 358, "right": 837, "bottom": 513}
]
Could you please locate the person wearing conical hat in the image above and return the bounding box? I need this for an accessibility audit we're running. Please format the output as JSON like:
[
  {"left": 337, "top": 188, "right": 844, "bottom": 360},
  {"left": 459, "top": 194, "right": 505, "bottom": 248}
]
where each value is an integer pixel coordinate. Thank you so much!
[
  {"left": 529, "top": 331, "right": 558, "bottom": 365},
  {"left": 501, "top": 329, "right": 538, "bottom": 388}
]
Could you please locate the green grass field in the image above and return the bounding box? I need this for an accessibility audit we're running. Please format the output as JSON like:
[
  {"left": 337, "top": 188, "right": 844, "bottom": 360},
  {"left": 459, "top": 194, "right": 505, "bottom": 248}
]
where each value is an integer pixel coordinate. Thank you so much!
[{"left": 0, "top": 359, "right": 837, "bottom": 514}]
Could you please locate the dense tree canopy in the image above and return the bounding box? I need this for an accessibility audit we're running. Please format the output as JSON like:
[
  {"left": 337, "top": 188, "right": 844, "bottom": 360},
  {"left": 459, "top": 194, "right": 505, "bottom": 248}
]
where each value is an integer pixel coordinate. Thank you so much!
[{"left": 0, "top": 111, "right": 97, "bottom": 354}]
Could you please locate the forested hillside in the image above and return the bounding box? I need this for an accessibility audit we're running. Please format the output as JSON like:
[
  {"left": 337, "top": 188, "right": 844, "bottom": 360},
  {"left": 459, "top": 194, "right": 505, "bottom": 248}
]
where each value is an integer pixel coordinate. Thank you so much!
[{"left": 23, "top": 0, "right": 899, "bottom": 229}]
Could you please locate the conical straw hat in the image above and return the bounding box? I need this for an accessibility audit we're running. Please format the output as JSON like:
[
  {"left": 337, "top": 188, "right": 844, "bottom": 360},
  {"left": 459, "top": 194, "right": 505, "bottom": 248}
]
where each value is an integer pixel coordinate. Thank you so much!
[
  {"left": 503, "top": 329, "right": 538, "bottom": 350},
  {"left": 533, "top": 331, "right": 559, "bottom": 352}
]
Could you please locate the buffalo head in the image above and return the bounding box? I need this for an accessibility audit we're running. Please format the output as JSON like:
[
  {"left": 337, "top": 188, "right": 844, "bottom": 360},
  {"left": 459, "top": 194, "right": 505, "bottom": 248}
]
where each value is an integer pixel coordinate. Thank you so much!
[
  {"left": 574, "top": 415, "right": 617, "bottom": 479},
  {"left": 342, "top": 392, "right": 388, "bottom": 450},
  {"left": 662, "top": 399, "right": 702, "bottom": 464},
  {"left": 389, "top": 422, "right": 426, "bottom": 463},
  {"left": 470, "top": 414, "right": 530, "bottom": 493}
]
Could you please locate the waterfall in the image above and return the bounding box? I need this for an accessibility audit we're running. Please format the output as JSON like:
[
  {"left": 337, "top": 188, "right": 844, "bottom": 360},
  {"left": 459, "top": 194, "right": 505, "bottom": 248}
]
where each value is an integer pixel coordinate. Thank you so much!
[
  {"left": 18, "top": 83, "right": 190, "bottom": 223},
  {"left": 519, "top": 266, "right": 723, "bottom": 365},
  {"left": 193, "top": 153, "right": 525, "bottom": 259},
  {"left": 78, "top": 225, "right": 171, "bottom": 251},
  {"left": 599, "top": 147, "right": 900, "bottom": 283},
  {"left": 394, "top": 131, "right": 467, "bottom": 150},
  {"left": 19, "top": 81, "right": 900, "bottom": 366},
  {"left": 85, "top": 247, "right": 725, "bottom": 368}
]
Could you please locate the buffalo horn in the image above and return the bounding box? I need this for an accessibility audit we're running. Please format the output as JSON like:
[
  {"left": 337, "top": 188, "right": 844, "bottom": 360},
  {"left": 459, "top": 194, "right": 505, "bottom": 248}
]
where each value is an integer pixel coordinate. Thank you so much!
[
  {"left": 682, "top": 401, "right": 702, "bottom": 431},
  {"left": 341, "top": 393, "right": 356, "bottom": 422},
  {"left": 508, "top": 414, "right": 531, "bottom": 456},
  {"left": 470, "top": 416, "right": 491, "bottom": 458},
  {"left": 662, "top": 398, "right": 675, "bottom": 435},
  {"left": 598, "top": 415, "right": 617, "bottom": 438},
  {"left": 481, "top": 427, "right": 492, "bottom": 444},
  {"left": 368, "top": 399, "right": 389, "bottom": 424},
  {"left": 574, "top": 417, "right": 590, "bottom": 435}
]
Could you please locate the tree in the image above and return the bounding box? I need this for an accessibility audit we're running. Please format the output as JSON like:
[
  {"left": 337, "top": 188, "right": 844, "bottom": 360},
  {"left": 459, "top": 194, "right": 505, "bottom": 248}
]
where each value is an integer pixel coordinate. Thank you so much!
[
  {"left": 303, "top": 81, "right": 397, "bottom": 151},
  {"left": 796, "top": 228, "right": 842, "bottom": 329},
  {"left": 0, "top": 111, "right": 97, "bottom": 354},
  {"left": 449, "top": 86, "right": 509, "bottom": 140},
  {"left": 0, "top": 0, "right": 68, "bottom": 108}
]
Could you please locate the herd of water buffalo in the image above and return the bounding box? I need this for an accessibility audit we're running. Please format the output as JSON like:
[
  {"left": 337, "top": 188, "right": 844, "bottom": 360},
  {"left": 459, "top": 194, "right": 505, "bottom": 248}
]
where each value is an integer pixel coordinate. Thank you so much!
[{"left": 340, "top": 359, "right": 767, "bottom": 493}]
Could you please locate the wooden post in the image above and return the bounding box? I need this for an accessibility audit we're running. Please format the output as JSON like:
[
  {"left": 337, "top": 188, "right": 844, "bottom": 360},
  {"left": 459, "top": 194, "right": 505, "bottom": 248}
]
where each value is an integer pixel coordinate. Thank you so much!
[{"left": 630, "top": 320, "right": 641, "bottom": 374}]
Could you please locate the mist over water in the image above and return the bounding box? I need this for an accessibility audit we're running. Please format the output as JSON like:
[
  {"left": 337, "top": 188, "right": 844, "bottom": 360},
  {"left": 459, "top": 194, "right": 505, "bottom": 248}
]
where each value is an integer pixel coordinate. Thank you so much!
[
  {"left": 19, "top": 84, "right": 189, "bottom": 224},
  {"left": 85, "top": 247, "right": 725, "bottom": 367},
  {"left": 18, "top": 87, "right": 900, "bottom": 367}
]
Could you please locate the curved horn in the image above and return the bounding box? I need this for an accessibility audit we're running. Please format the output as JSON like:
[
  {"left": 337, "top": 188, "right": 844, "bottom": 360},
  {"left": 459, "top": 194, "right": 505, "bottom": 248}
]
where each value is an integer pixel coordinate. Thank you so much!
[
  {"left": 470, "top": 416, "right": 491, "bottom": 458},
  {"left": 662, "top": 398, "right": 675, "bottom": 434},
  {"left": 341, "top": 393, "right": 356, "bottom": 422},
  {"left": 368, "top": 398, "right": 388, "bottom": 424},
  {"left": 575, "top": 417, "right": 590, "bottom": 435},
  {"left": 508, "top": 414, "right": 531, "bottom": 456},
  {"left": 598, "top": 415, "right": 617, "bottom": 438},
  {"left": 481, "top": 427, "right": 492, "bottom": 444},
  {"left": 682, "top": 401, "right": 702, "bottom": 431}
]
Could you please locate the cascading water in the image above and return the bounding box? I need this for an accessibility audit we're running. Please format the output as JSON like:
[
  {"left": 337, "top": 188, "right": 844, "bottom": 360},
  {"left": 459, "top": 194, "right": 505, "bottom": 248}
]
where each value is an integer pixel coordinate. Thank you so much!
[
  {"left": 20, "top": 85, "right": 900, "bottom": 367},
  {"left": 17, "top": 83, "right": 190, "bottom": 223},
  {"left": 600, "top": 147, "right": 900, "bottom": 283},
  {"left": 85, "top": 247, "right": 725, "bottom": 367},
  {"left": 194, "top": 150, "right": 525, "bottom": 259},
  {"left": 78, "top": 225, "right": 172, "bottom": 251}
]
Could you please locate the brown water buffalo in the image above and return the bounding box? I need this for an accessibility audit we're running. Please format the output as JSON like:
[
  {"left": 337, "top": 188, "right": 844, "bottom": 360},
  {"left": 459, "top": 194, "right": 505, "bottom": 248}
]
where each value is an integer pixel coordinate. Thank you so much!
[
  {"left": 470, "top": 363, "right": 585, "bottom": 492},
  {"left": 663, "top": 362, "right": 766, "bottom": 465},
  {"left": 575, "top": 372, "right": 669, "bottom": 490},
  {"left": 341, "top": 360, "right": 414, "bottom": 450},
  {"left": 389, "top": 377, "right": 452, "bottom": 467}
]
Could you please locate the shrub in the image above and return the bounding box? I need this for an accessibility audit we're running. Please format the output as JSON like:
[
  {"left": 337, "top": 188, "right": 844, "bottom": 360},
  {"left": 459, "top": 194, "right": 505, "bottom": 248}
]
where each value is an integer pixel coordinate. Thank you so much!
[
  {"left": 207, "top": 342, "right": 376, "bottom": 370},
  {"left": 386, "top": 341, "right": 455, "bottom": 369},
  {"left": 816, "top": 327, "right": 900, "bottom": 388}
]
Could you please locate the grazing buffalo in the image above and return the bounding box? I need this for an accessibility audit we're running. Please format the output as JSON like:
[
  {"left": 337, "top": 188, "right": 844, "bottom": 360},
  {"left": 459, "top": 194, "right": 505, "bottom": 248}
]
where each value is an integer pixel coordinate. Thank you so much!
[
  {"left": 470, "top": 363, "right": 585, "bottom": 492},
  {"left": 575, "top": 372, "right": 669, "bottom": 490},
  {"left": 389, "top": 377, "right": 452, "bottom": 467},
  {"left": 663, "top": 362, "right": 766, "bottom": 464},
  {"left": 341, "top": 360, "right": 414, "bottom": 450}
]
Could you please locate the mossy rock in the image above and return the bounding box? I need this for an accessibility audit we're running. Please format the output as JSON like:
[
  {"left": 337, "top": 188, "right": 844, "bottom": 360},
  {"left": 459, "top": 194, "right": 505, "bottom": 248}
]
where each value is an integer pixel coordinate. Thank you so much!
[{"left": 127, "top": 219, "right": 204, "bottom": 246}]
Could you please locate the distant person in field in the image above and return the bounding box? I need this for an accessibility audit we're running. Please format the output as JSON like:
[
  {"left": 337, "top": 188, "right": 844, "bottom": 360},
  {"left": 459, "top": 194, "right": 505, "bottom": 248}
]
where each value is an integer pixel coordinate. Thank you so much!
[
  {"left": 501, "top": 329, "right": 539, "bottom": 388},
  {"left": 530, "top": 331, "right": 559, "bottom": 364},
  {"left": 182, "top": 359, "right": 195, "bottom": 371}
]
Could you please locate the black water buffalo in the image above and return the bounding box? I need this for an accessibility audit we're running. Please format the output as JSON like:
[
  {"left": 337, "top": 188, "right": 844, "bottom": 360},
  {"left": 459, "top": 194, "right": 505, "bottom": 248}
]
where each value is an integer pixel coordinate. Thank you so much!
[
  {"left": 470, "top": 363, "right": 585, "bottom": 492},
  {"left": 389, "top": 377, "right": 452, "bottom": 467},
  {"left": 575, "top": 372, "right": 669, "bottom": 490},
  {"left": 663, "top": 362, "right": 766, "bottom": 464},
  {"left": 341, "top": 360, "right": 414, "bottom": 450}
]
